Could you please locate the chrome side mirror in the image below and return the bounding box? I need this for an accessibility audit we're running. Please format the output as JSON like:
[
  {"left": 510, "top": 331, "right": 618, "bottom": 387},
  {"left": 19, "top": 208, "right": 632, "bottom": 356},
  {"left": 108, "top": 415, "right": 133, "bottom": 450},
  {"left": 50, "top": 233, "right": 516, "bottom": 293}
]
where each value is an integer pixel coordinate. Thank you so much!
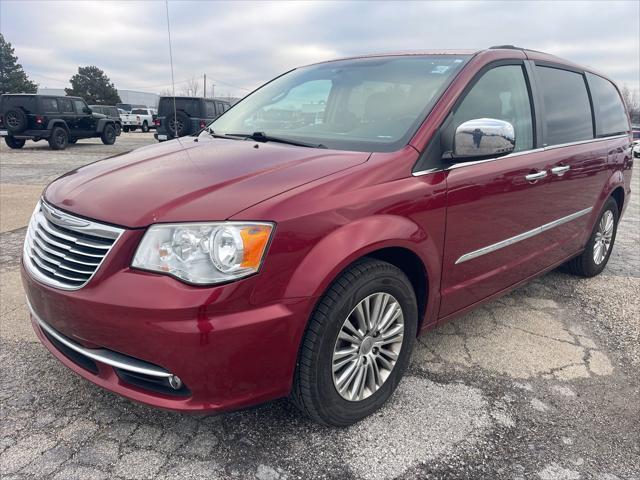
[{"left": 453, "top": 118, "right": 515, "bottom": 160}]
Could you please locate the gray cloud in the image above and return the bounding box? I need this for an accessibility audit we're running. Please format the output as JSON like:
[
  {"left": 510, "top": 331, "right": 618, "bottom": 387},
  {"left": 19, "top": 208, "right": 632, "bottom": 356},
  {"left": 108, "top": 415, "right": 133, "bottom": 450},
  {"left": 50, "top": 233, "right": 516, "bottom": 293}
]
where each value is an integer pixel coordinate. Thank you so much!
[{"left": 1, "top": 0, "right": 638, "bottom": 97}]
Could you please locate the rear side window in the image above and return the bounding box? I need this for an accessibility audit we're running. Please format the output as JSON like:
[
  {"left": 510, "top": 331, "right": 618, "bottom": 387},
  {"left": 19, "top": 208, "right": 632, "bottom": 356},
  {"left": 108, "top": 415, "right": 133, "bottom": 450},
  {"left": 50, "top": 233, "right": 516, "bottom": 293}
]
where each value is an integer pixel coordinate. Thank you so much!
[
  {"left": 59, "top": 98, "right": 74, "bottom": 113},
  {"left": 453, "top": 64, "right": 534, "bottom": 153},
  {"left": 42, "top": 98, "right": 59, "bottom": 113},
  {"left": 587, "top": 73, "right": 629, "bottom": 136},
  {"left": 205, "top": 100, "right": 216, "bottom": 118},
  {"left": 536, "top": 66, "right": 593, "bottom": 146}
]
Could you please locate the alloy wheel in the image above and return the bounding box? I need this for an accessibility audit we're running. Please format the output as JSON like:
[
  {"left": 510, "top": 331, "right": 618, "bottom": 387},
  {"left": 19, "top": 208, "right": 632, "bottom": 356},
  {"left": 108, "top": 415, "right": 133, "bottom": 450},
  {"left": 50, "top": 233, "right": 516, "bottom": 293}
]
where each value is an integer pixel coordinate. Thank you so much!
[
  {"left": 6, "top": 112, "right": 19, "bottom": 128},
  {"left": 593, "top": 210, "right": 614, "bottom": 265},
  {"left": 332, "top": 292, "right": 404, "bottom": 402}
]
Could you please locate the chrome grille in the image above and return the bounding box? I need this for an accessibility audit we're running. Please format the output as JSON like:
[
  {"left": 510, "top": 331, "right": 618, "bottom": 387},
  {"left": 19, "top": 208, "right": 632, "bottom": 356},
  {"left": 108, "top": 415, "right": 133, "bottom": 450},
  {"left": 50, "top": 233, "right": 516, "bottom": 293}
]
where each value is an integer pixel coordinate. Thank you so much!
[{"left": 23, "top": 201, "right": 123, "bottom": 290}]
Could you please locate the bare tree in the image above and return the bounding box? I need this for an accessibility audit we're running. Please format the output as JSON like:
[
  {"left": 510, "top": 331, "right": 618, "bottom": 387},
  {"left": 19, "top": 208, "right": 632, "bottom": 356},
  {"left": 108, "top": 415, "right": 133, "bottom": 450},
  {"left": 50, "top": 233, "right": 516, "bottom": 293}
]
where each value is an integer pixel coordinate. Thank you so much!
[
  {"left": 159, "top": 88, "right": 173, "bottom": 97},
  {"left": 620, "top": 84, "right": 640, "bottom": 124},
  {"left": 181, "top": 76, "right": 200, "bottom": 97}
]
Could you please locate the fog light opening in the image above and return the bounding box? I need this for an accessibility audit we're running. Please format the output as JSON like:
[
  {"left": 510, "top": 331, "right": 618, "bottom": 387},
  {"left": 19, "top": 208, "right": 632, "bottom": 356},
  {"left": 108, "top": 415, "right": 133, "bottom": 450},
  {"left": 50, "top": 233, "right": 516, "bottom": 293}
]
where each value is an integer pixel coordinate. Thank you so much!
[{"left": 168, "top": 375, "right": 182, "bottom": 390}]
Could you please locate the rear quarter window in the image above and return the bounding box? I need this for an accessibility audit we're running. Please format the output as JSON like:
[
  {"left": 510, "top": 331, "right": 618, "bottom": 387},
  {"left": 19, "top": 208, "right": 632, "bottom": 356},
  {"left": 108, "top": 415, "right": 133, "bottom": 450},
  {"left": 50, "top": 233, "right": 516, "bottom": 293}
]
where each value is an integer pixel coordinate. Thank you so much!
[
  {"left": 536, "top": 66, "right": 593, "bottom": 146},
  {"left": 41, "top": 98, "right": 59, "bottom": 113},
  {"left": 586, "top": 73, "right": 629, "bottom": 136}
]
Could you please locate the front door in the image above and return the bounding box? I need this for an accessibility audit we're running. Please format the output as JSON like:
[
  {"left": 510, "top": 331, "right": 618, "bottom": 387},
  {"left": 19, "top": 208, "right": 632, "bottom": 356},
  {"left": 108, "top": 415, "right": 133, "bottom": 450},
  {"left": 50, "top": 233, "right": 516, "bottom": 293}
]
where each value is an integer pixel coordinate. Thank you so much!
[
  {"left": 439, "top": 63, "right": 557, "bottom": 318},
  {"left": 72, "top": 99, "right": 95, "bottom": 137}
]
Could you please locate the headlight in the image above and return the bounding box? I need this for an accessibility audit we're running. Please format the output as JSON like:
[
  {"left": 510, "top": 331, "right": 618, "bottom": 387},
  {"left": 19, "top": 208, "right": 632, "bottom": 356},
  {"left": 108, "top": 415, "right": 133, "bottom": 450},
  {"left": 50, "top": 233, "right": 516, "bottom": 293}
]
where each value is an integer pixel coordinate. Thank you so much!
[{"left": 132, "top": 222, "right": 274, "bottom": 285}]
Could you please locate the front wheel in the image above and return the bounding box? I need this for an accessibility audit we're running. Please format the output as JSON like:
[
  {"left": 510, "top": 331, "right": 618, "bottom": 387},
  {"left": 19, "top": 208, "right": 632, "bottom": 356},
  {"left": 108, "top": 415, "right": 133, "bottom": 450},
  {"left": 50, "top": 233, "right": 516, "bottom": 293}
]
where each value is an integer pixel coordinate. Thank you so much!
[
  {"left": 563, "top": 197, "right": 619, "bottom": 277},
  {"left": 101, "top": 124, "right": 116, "bottom": 145},
  {"left": 115, "top": 124, "right": 122, "bottom": 136},
  {"left": 291, "top": 258, "right": 417, "bottom": 426}
]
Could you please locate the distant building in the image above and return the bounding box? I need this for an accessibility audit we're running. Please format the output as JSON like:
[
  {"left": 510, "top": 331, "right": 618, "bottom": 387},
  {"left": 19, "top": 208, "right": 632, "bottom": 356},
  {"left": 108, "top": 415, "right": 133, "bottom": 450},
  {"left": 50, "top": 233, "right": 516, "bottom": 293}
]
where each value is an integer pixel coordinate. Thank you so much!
[{"left": 37, "top": 88, "right": 158, "bottom": 108}]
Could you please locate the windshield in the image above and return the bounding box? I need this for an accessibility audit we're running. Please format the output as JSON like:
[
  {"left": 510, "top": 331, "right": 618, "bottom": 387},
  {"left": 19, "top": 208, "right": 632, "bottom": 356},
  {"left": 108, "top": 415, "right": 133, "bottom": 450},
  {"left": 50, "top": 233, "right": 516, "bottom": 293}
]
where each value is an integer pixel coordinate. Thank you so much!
[{"left": 207, "top": 55, "right": 469, "bottom": 152}]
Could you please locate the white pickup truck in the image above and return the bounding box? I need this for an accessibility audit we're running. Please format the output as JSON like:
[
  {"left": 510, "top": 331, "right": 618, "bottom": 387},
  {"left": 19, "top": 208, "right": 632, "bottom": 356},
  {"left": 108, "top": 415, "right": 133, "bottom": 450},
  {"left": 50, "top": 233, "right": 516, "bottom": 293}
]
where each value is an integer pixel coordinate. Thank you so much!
[{"left": 120, "top": 108, "right": 157, "bottom": 133}]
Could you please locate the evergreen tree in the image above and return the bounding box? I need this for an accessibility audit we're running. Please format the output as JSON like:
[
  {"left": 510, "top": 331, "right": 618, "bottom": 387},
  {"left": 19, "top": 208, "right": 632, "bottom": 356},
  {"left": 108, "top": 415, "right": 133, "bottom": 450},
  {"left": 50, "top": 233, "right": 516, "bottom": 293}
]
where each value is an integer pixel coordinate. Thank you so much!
[
  {"left": 0, "top": 34, "right": 38, "bottom": 94},
  {"left": 65, "top": 66, "right": 121, "bottom": 104}
]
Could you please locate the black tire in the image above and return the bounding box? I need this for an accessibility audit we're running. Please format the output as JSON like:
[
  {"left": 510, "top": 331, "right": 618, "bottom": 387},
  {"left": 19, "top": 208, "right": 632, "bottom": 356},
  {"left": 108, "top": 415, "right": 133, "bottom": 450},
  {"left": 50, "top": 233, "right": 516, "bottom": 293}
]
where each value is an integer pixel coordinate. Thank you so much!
[
  {"left": 291, "top": 258, "right": 417, "bottom": 426},
  {"left": 4, "top": 108, "right": 27, "bottom": 133},
  {"left": 168, "top": 111, "right": 190, "bottom": 137},
  {"left": 68, "top": 137, "right": 78, "bottom": 144},
  {"left": 129, "top": 126, "right": 137, "bottom": 132},
  {"left": 141, "top": 121, "right": 149, "bottom": 133},
  {"left": 48, "top": 126, "right": 68, "bottom": 150},
  {"left": 101, "top": 124, "right": 116, "bottom": 145},
  {"left": 122, "top": 126, "right": 130, "bottom": 133},
  {"left": 563, "top": 197, "right": 619, "bottom": 277},
  {"left": 115, "top": 124, "right": 122, "bottom": 136},
  {"left": 4, "top": 136, "right": 26, "bottom": 149}
]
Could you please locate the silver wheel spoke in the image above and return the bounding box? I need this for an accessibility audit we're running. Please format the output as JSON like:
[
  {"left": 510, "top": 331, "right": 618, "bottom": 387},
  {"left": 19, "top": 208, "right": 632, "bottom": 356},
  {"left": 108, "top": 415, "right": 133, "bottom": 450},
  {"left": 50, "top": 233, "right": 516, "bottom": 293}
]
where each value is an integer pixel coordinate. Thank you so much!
[
  {"left": 593, "top": 210, "right": 615, "bottom": 265},
  {"left": 332, "top": 292, "right": 404, "bottom": 402}
]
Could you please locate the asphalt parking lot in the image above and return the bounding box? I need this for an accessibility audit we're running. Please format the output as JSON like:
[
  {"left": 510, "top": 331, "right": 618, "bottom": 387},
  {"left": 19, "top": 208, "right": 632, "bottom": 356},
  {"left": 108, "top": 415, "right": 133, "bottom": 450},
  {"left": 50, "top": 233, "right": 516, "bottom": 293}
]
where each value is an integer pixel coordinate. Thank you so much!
[{"left": 1, "top": 133, "right": 638, "bottom": 480}]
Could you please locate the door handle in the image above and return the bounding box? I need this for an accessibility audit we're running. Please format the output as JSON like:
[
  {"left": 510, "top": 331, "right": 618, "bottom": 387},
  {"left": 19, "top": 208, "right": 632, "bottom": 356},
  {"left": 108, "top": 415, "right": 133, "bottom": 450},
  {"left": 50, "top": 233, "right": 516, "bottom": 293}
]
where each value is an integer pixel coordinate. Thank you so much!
[
  {"left": 525, "top": 170, "right": 547, "bottom": 182},
  {"left": 551, "top": 165, "right": 570, "bottom": 176}
]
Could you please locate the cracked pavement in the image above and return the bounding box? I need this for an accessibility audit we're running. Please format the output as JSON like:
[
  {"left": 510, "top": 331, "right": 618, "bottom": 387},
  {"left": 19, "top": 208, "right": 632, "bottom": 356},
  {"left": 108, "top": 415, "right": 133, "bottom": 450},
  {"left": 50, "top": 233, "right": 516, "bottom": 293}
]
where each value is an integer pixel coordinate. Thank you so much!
[{"left": 1, "top": 135, "right": 639, "bottom": 479}]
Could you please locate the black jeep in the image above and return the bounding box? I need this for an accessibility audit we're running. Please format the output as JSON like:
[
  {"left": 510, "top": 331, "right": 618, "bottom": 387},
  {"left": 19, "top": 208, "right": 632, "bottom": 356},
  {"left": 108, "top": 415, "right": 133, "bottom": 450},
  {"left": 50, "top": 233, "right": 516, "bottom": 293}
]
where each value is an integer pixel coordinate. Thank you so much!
[
  {"left": 90, "top": 105, "right": 122, "bottom": 136},
  {"left": 0, "top": 94, "right": 118, "bottom": 150},
  {"left": 154, "top": 96, "right": 230, "bottom": 141}
]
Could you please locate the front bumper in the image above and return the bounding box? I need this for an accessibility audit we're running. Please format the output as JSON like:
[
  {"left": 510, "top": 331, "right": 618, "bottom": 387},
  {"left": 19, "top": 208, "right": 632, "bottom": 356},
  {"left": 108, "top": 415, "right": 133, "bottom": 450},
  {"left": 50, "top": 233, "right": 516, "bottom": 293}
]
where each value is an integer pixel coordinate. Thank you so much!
[{"left": 22, "top": 260, "right": 313, "bottom": 412}]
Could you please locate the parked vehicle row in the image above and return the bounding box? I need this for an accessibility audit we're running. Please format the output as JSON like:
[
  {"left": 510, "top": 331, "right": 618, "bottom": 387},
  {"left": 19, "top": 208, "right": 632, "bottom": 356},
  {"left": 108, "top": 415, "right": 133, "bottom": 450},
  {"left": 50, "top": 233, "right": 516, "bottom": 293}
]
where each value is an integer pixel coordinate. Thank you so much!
[
  {"left": 0, "top": 94, "right": 118, "bottom": 150},
  {"left": 21, "top": 47, "right": 633, "bottom": 426}
]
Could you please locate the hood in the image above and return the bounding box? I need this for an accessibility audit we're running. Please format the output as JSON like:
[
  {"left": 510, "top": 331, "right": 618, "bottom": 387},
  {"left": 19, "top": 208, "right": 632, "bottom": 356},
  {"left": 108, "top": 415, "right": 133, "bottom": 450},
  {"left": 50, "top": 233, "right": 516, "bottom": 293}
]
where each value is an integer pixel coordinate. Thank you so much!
[
  {"left": 44, "top": 137, "right": 369, "bottom": 227},
  {"left": 92, "top": 113, "right": 107, "bottom": 119}
]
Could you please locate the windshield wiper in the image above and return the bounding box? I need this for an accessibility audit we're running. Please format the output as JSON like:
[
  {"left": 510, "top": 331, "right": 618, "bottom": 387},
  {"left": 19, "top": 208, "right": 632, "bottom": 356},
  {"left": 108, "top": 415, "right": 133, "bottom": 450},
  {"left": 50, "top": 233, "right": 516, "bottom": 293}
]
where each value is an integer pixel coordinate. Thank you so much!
[
  {"left": 201, "top": 128, "right": 240, "bottom": 140},
  {"left": 225, "top": 131, "right": 327, "bottom": 149}
]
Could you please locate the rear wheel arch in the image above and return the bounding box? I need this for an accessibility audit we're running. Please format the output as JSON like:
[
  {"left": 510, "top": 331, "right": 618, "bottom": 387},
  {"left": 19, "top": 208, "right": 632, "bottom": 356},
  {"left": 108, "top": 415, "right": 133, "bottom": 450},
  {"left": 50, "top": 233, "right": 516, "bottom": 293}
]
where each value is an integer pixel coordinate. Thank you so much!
[{"left": 46, "top": 119, "right": 69, "bottom": 132}]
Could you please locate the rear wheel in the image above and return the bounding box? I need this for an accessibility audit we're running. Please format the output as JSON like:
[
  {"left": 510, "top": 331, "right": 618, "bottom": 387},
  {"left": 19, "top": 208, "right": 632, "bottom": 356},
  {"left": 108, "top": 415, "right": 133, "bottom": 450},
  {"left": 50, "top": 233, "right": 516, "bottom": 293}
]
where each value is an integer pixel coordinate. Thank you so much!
[
  {"left": 101, "top": 124, "right": 116, "bottom": 145},
  {"left": 291, "top": 258, "right": 417, "bottom": 426},
  {"left": 141, "top": 121, "right": 149, "bottom": 133},
  {"left": 115, "top": 123, "right": 122, "bottom": 136},
  {"left": 48, "top": 126, "right": 68, "bottom": 150},
  {"left": 4, "top": 136, "right": 26, "bottom": 149},
  {"left": 563, "top": 197, "right": 619, "bottom": 277},
  {"left": 122, "top": 126, "right": 130, "bottom": 133}
]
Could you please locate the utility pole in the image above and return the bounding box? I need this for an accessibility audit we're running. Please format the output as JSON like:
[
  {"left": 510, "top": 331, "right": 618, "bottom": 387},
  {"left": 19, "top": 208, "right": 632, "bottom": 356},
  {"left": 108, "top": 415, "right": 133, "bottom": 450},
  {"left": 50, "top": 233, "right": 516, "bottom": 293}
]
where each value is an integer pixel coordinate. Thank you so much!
[{"left": 203, "top": 74, "right": 206, "bottom": 98}]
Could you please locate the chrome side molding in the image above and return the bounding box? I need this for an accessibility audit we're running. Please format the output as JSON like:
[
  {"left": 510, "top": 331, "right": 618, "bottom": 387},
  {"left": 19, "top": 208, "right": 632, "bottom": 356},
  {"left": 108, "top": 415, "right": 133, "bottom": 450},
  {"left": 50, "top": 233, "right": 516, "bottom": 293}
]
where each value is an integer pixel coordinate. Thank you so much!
[{"left": 455, "top": 207, "right": 593, "bottom": 264}]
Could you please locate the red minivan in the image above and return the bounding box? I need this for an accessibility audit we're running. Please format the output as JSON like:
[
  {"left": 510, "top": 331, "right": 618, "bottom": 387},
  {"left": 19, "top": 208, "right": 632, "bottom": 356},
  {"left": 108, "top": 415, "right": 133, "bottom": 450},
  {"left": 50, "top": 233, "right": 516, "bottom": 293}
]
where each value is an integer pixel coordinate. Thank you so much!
[{"left": 22, "top": 46, "right": 633, "bottom": 426}]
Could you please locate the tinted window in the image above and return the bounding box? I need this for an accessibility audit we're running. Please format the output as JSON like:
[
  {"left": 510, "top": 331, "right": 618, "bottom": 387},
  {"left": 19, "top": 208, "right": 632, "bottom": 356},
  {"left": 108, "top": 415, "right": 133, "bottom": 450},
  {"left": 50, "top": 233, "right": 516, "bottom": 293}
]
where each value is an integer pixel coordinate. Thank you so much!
[
  {"left": 158, "top": 98, "right": 201, "bottom": 117},
  {"left": 131, "top": 109, "right": 146, "bottom": 115},
  {"left": 42, "top": 98, "right": 59, "bottom": 113},
  {"left": 453, "top": 65, "right": 534, "bottom": 152},
  {"left": 537, "top": 66, "right": 593, "bottom": 146},
  {"left": 60, "top": 98, "right": 74, "bottom": 113},
  {"left": 107, "top": 107, "right": 119, "bottom": 117},
  {"left": 205, "top": 100, "right": 216, "bottom": 118},
  {"left": 587, "top": 73, "right": 629, "bottom": 136},
  {"left": 73, "top": 99, "right": 88, "bottom": 114},
  {"left": 0, "top": 96, "right": 37, "bottom": 112}
]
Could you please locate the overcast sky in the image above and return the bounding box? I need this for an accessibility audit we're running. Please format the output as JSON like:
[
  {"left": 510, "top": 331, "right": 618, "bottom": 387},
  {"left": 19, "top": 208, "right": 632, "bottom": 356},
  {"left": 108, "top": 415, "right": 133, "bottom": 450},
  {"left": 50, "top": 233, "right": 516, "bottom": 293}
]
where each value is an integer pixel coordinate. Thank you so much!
[{"left": 1, "top": 0, "right": 638, "bottom": 98}]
